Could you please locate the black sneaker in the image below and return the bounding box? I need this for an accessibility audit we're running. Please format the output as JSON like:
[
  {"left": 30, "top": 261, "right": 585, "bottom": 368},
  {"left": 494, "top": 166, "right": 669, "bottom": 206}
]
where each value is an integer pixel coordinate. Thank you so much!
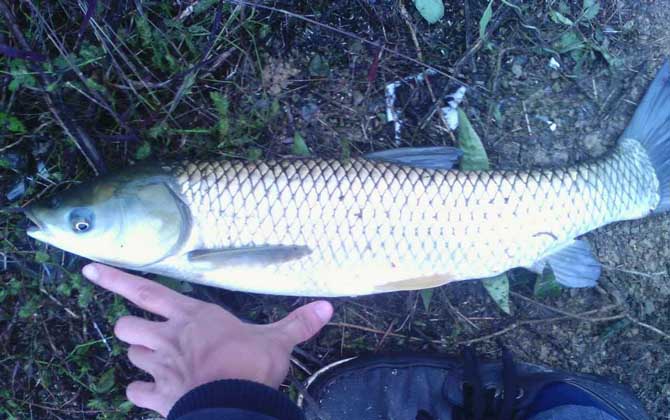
[{"left": 298, "top": 347, "right": 650, "bottom": 420}]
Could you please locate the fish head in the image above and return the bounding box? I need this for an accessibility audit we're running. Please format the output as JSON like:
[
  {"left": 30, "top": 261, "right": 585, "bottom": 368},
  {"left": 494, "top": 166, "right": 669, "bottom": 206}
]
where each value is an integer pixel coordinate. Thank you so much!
[{"left": 25, "top": 171, "right": 190, "bottom": 268}]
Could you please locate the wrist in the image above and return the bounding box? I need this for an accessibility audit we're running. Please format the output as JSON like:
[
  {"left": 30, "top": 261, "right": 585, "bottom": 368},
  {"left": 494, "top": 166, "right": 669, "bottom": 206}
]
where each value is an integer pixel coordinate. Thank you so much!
[{"left": 167, "top": 379, "right": 304, "bottom": 420}]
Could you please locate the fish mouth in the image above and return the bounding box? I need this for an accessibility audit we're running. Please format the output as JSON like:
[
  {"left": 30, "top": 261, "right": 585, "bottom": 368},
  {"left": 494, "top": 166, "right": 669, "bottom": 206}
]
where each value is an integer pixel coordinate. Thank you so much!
[{"left": 23, "top": 207, "right": 46, "bottom": 237}]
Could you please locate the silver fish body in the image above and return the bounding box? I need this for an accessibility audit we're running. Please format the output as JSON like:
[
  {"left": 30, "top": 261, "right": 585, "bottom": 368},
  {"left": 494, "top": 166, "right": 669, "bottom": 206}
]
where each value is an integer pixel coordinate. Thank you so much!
[
  {"left": 25, "top": 61, "right": 670, "bottom": 296},
  {"left": 147, "top": 137, "right": 657, "bottom": 296}
]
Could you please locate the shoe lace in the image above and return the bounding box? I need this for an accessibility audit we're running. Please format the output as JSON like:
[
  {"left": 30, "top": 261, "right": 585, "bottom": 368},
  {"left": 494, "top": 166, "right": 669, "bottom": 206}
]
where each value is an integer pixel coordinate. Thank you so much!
[{"left": 453, "top": 343, "right": 522, "bottom": 420}]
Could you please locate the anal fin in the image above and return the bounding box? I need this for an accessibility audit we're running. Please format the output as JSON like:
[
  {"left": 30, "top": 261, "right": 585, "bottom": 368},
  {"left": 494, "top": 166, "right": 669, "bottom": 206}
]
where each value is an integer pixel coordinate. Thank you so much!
[{"left": 374, "top": 273, "right": 454, "bottom": 292}]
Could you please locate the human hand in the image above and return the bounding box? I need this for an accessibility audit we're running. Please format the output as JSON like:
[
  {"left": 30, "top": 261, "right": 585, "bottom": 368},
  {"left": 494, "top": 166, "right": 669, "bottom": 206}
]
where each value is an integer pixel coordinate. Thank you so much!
[{"left": 82, "top": 263, "right": 333, "bottom": 417}]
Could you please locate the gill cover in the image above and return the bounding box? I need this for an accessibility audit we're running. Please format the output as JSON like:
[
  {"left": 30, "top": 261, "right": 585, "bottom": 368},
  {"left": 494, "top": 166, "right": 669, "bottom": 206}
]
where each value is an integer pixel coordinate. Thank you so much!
[
  {"left": 109, "top": 177, "right": 192, "bottom": 266},
  {"left": 26, "top": 170, "right": 191, "bottom": 268}
]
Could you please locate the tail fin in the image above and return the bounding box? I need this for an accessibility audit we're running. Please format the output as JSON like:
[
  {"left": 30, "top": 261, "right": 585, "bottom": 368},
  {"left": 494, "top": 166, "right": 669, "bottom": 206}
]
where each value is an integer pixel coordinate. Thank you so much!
[{"left": 621, "top": 60, "right": 670, "bottom": 213}]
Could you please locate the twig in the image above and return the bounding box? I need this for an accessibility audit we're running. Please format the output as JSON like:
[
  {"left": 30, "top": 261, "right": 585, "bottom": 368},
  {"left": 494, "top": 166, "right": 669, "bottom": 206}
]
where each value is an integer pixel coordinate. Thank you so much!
[
  {"left": 92, "top": 320, "right": 112, "bottom": 353},
  {"left": 289, "top": 356, "right": 312, "bottom": 375},
  {"left": 627, "top": 316, "right": 670, "bottom": 340},
  {"left": 522, "top": 100, "right": 532, "bottom": 135},
  {"left": 19, "top": 401, "right": 106, "bottom": 415},
  {"left": 330, "top": 303, "right": 627, "bottom": 347},
  {"left": 225, "top": 0, "right": 462, "bottom": 83},
  {"left": 374, "top": 319, "right": 396, "bottom": 352},
  {"left": 510, "top": 292, "right": 620, "bottom": 322},
  {"left": 443, "top": 293, "right": 479, "bottom": 330},
  {"left": 602, "top": 264, "right": 667, "bottom": 278},
  {"left": 458, "top": 311, "right": 626, "bottom": 346},
  {"left": 292, "top": 346, "right": 324, "bottom": 366},
  {"left": 0, "top": 138, "right": 23, "bottom": 152},
  {"left": 39, "top": 288, "right": 80, "bottom": 319}
]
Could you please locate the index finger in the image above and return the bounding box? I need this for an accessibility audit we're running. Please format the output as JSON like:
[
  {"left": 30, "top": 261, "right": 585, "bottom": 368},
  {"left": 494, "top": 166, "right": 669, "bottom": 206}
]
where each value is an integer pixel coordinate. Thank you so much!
[{"left": 82, "top": 263, "right": 200, "bottom": 319}]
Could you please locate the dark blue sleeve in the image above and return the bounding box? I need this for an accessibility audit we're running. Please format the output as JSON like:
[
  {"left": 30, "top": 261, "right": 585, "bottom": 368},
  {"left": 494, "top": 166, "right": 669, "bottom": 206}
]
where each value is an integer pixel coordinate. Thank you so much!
[{"left": 167, "top": 379, "right": 305, "bottom": 420}]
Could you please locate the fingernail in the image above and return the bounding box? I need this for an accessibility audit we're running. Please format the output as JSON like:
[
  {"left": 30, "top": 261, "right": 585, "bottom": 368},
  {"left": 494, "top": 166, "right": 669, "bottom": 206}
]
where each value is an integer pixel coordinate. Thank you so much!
[
  {"left": 313, "top": 301, "right": 333, "bottom": 323},
  {"left": 82, "top": 264, "right": 99, "bottom": 281}
]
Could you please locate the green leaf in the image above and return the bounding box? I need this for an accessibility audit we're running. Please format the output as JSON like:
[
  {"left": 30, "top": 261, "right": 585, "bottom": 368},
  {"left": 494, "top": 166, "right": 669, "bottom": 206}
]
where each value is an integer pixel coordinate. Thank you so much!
[
  {"left": 8, "top": 79, "right": 20, "bottom": 92},
  {"left": 78, "top": 42, "right": 104, "bottom": 62},
  {"left": 420, "top": 289, "right": 434, "bottom": 311},
  {"left": 482, "top": 274, "right": 511, "bottom": 314},
  {"left": 555, "top": 31, "right": 585, "bottom": 53},
  {"left": 558, "top": 0, "right": 571, "bottom": 15},
  {"left": 8, "top": 60, "right": 37, "bottom": 92},
  {"left": 148, "top": 122, "right": 168, "bottom": 139},
  {"left": 457, "top": 109, "right": 489, "bottom": 170},
  {"left": 118, "top": 400, "right": 134, "bottom": 413},
  {"left": 308, "top": 54, "right": 330, "bottom": 78},
  {"left": 292, "top": 132, "right": 310, "bottom": 156},
  {"left": 549, "top": 10, "right": 574, "bottom": 26},
  {"left": 0, "top": 112, "right": 25, "bottom": 134},
  {"left": 34, "top": 251, "right": 50, "bottom": 263},
  {"left": 591, "top": 43, "right": 623, "bottom": 68},
  {"left": 18, "top": 297, "right": 40, "bottom": 318},
  {"left": 479, "top": 0, "right": 494, "bottom": 39},
  {"left": 7, "top": 116, "right": 26, "bottom": 133},
  {"left": 135, "top": 141, "right": 151, "bottom": 160},
  {"left": 191, "top": 0, "right": 220, "bottom": 17},
  {"left": 0, "top": 113, "right": 26, "bottom": 134},
  {"left": 413, "top": 0, "right": 444, "bottom": 24},
  {"left": 84, "top": 78, "right": 105, "bottom": 92},
  {"left": 582, "top": 0, "right": 600, "bottom": 20},
  {"left": 92, "top": 368, "right": 116, "bottom": 394},
  {"left": 135, "top": 15, "right": 153, "bottom": 50},
  {"left": 8, "top": 278, "right": 22, "bottom": 296},
  {"left": 210, "top": 91, "right": 230, "bottom": 138},
  {"left": 534, "top": 267, "right": 563, "bottom": 298},
  {"left": 247, "top": 147, "right": 263, "bottom": 161},
  {"left": 77, "top": 282, "right": 94, "bottom": 308},
  {"left": 107, "top": 296, "right": 130, "bottom": 324}
]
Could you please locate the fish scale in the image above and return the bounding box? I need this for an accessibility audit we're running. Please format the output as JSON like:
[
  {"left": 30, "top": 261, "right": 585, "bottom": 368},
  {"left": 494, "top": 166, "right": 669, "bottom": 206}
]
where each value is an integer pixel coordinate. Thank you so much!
[{"left": 168, "top": 137, "right": 658, "bottom": 296}]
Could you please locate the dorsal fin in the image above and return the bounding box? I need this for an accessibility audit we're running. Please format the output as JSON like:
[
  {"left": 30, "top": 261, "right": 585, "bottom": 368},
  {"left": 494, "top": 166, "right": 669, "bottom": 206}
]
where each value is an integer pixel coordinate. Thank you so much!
[{"left": 364, "top": 147, "right": 462, "bottom": 169}]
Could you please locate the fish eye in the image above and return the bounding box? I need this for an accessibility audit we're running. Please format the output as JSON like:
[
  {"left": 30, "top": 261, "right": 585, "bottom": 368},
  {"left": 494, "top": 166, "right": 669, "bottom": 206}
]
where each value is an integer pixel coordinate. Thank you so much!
[
  {"left": 75, "top": 221, "right": 90, "bottom": 232},
  {"left": 69, "top": 208, "right": 94, "bottom": 234}
]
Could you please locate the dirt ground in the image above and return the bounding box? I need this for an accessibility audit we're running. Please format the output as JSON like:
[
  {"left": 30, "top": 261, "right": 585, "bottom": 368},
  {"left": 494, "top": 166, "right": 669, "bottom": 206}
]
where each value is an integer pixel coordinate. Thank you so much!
[{"left": 1, "top": 0, "right": 669, "bottom": 418}]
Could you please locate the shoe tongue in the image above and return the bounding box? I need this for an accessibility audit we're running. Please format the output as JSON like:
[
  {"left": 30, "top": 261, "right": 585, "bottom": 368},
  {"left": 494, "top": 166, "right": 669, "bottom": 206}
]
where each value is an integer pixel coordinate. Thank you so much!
[
  {"left": 442, "top": 365, "right": 503, "bottom": 407},
  {"left": 443, "top": 364, "right": 556, "bottom": 409}
]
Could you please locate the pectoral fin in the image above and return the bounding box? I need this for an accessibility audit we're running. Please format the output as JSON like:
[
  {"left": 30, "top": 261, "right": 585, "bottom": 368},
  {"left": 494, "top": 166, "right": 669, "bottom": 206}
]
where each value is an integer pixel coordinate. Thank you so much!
[
  {"left": 187, "top": 245, "right": 311, "bottom": 269},
  {"left": 529, "top": 239, "right": 601, "bottom": 287},
  {"left": 364, "top": 147, "right": 462, "bottom": 169},
  {"left": 374, "top": 273, "right": 455, "bottom": 292}
]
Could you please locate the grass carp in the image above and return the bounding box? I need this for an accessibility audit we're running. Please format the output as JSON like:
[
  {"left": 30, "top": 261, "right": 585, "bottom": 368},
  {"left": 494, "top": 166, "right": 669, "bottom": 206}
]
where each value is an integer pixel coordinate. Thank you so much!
[{"left": 25, "top": 62, "right": 670, "bottom": 297}]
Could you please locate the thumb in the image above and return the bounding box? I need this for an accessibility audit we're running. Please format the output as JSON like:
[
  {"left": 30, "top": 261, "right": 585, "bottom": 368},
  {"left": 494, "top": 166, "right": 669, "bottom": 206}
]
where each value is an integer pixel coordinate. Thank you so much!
[{"left": 272, "top": 300, "right": 333, "bottom": 347}]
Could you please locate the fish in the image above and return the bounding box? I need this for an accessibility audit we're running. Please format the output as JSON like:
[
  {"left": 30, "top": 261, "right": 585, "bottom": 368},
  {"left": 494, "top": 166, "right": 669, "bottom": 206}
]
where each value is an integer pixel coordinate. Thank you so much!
[{"left": 24, "top": 61, "right": 670, "bottom": 297}]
